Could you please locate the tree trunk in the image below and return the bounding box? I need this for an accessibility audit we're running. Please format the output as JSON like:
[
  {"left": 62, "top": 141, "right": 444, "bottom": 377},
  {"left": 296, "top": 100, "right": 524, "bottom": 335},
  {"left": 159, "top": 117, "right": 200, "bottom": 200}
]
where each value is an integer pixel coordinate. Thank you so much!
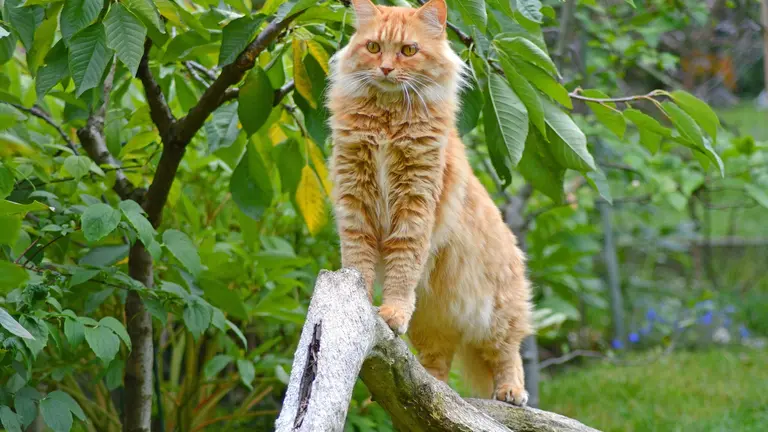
[
  {"left": 275, "top": 269, "right": 599, "bottom": 432},
  {"left": 598, "top": 201, "right": 625, "bottom": 345}
]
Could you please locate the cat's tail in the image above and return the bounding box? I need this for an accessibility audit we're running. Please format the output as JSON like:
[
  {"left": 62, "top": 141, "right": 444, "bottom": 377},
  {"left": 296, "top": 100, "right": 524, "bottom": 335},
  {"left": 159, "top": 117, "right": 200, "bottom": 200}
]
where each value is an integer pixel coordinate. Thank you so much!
[{"left": 457, "top": 345, "right": 494, "bottom": 398}]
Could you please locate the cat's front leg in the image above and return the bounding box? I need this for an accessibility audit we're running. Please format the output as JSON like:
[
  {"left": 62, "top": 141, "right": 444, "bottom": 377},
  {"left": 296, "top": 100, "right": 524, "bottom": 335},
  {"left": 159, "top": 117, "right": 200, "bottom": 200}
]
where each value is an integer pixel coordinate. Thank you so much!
[{"left": 379, "top": 144, "right": 441, "bottom": 334}]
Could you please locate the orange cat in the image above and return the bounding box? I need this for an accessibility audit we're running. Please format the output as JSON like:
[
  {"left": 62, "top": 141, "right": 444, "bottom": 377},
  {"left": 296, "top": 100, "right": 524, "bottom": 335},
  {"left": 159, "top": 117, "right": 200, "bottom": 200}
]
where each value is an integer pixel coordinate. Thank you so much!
[{"left": 328, "top": 0, "right": 532, "bottom": 405}]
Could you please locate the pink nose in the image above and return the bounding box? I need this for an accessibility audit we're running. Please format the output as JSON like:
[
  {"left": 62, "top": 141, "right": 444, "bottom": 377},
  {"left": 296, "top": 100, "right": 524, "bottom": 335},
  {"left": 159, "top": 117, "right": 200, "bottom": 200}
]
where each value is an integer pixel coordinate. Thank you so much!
[{"left": 380, "top": 67, "right": 394, "bottom": 76}]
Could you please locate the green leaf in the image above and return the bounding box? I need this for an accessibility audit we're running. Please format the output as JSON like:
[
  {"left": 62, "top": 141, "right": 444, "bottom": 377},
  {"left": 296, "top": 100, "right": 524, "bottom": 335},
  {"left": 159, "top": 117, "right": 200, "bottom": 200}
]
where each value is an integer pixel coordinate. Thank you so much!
[
  {"left": 0, "top": 406, "right": 22, "bottom": 432},
  {"left": 585, "top": 169, "right": 612, "bottom": 204},
  {"left": 124, "top": 0, "right": 165, "bottom": 35},
  {"left": 274, "top": 0, "right": 316, "bottom": 21},
  {"left": 104, "top": 359, "right": 124, "bottom": 391},
  {"left": 219, "top": 16, "right": 263, "bottom": 67},
  {"left": 543, "top": 99, "right": 595, "bottom": 172},
  {"left": 27, "top": 2, "right": 58, "bottom": 75},
  {"left": 666, "top": 191, "right": 687, "bottom": 211},
  {"left": 81, "top": 203, "right": 121, "bottom": 242},
  {"left": 103, "top": 3, "right": 146, "bottom": 77},
  {"left": 99, "top": 317, "right": 131, "bottom": 351},
  {"left": 0, "top": 215, "right": 22, "bottom": 245},
  {"left": 518, "top": 130, "right": 565, "bottom": 203},
  {"left": 119, "top": 200, "right": 157, "bottom": 251},
  {"left": 745, "top": 184, "right": 768, "bottom": 208},
  {"left": 0, "top": 162, "right": 14, "bottom": 199},
  {"left": 201, "top": 279, "right": 248, "bottom": 320},
  {"left": 60, "top": 0, "right": 101, "bottom": 42},
  {"left": 516, "top": 0, "right": 543, "bottom": 23},
  {"left": 15, "top": 393, "right": 37, "bottom": 428},
  {"left": 510, "top": 58, "right": 572, "bottom": 109},
  {"left": 163, "top": 229, "right": 202, "bottom": 277},
  {"left": 183, "top": 300, "right": 212, "bottom": 340},
  {"left": 670, "top": 90, "right": 719, "bottom": 141},
  {"left": 85, "top": 324, "right": 121, "bottom": 363},
  {"left": 205, "top": 103, "right": 240, "bottom": 154},
  {"left": 662, "top": 101, "right": 703, "bottom": 148},
  {"left": 238, "top": 67, "right": 273, "bottom": 136},
  {"left": 581, "top": 89, "right": 626, "bottom": 139},
  {"left": 0, "top": 307, "right": 34, "bottom": 339},
  {"left": 0, "top": 261, "right": 28, "bottom": 293},
  {"left": 495, "top": 37, "right": 557, "bottom": 76},
  {"left": 47, "top": 391, "right": 85, "bottom": 421},
  {"left": 68, "top": 24, "right": 110, "bottom": 97},
  {"left": 457, "top": 77, "right": 484, "bottom": 136},
  {"left": 237, "top": 359, "right": 255, "bottom": 390},
  {"left": 21, "top": 316, "right": 48, "bottom": 356},
  {"left": 451, "top": 0, "right": 487, "bottom": 32},
  {"left": 230, "top": 145, "right": 274, "bottom": 221},
  {"left": 624, "top": 108, "right": 670, "bottom": 153},
  {"left": 204, "top": 354, "right": 233, "bottom": 379},
  {"left": 64, "top": 318, "right": 85, "bottom": 347},
  {"left": 63, "top": 155, "right": 91, "bottom": 180},
  {"left": 486, "top": 72, "right": 529, "bottom": 167},
  {"left": 40, "top": 397, "right": 72, "bottom": 432},
  {"left": 36, "top": 40, "right": 69, "bottom": 96},
  {"left": 69, "top": 268, "right": 99, "bottom": 287},
  {"left": 4, "top": 0, "right": 41, "bottom": 49},
  {"left": 497, "top": 54, "right": 546, "bottom": 137},
  {"left": 0, "top": 200, "right": 50, "bottom": 215},
  {"left": 226, "top": 319, "right": 248, "bottom": 348},
  {"left": 0, "top": 29, "right": 17, "bottom": 66}
]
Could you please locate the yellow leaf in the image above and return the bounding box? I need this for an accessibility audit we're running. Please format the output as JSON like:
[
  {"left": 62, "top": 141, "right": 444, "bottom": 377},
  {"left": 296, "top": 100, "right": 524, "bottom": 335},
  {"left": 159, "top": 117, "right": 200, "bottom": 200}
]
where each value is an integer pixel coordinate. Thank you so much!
[
  {"left": 292, "top": 39, "right": 316, "bottom": 108},
  {"left": 268, "top": 123, "right": 288, "bottom": 145},
  {"left": 155, "top": 0, "right": 184, "bottom": 27},
  {"left": 307, "top": 139, "right": 332, "bottom": 196},
  {"left": 306, "top": 39, "right": 330, "bottom": 74},
  {"left": 296, "top": 165, "right": 327, "bottom": 235}
]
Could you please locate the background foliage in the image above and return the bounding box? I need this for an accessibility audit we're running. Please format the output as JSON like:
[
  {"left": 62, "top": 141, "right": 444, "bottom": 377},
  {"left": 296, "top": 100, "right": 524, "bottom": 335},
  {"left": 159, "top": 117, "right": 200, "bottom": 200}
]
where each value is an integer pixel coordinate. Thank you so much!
[{"left": 0, "top": 0, "right": 767, "bottom": 430}]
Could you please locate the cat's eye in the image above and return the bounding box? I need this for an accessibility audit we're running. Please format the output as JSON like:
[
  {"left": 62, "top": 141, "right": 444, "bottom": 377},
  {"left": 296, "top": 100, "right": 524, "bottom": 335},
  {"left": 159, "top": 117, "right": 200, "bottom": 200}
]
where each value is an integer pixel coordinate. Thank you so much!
[
  {"left": 401, "top": 44, "right": 418, "bottom": 57},
  {"left": 366, "top": 41, "right": 381, "bottom": 54}
]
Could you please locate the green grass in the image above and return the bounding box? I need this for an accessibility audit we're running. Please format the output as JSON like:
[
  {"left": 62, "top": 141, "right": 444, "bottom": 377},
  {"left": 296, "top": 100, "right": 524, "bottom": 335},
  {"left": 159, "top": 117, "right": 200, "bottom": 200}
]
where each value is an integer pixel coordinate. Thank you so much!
[{"left": 540, "top": 349, "right": 768, "bottom": 432}]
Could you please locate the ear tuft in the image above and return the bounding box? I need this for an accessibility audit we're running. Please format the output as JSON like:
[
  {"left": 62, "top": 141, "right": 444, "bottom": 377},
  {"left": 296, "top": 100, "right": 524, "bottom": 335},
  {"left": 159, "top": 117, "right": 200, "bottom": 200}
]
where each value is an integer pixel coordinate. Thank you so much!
[
  {"left": 416, "top": 0, "right": 447, "bottom": 35},
  {"left": 350, "top": 0, "right": 379, "bottom": 29}
]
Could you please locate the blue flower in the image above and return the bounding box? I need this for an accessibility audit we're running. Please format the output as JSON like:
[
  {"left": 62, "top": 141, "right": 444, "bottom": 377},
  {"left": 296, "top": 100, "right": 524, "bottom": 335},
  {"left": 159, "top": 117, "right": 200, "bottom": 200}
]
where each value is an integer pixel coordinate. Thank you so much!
[
  {"left": 629, "top": 332, "right": 640, "bottom": 343},
  {"left": 699, "top": 311, "right": 713, "bottom": 326},
  {"left": 646, "top": 308, "right": 658, "bottom": 321},
  {"left": 723, "top": 317, "right": 732, "bottom": 327},
  {"left": 724, "top": 305, "right": 736, "bottom": 314},
  {"left": 739, "top": 326, "right": 750, "bottom": 339},
  {"left": 611, "top": 338, "right": 624, "bottom": 350}
]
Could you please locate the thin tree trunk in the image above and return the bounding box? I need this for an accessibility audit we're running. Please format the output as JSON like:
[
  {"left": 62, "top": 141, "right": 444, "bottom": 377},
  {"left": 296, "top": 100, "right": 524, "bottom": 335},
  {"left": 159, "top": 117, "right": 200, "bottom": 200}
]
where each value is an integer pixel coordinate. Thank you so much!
[{"left": 598, "top": 201, "right": 625, "bottom": 344}]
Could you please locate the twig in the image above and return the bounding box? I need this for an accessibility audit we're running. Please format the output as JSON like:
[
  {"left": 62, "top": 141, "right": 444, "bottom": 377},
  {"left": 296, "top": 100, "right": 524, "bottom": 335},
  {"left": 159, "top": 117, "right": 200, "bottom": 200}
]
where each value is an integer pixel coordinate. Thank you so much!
[
  {"left": 3, "top": 102, "right": 79, "bottom": 155},
  {"left": 14, "top": 237, "right": 41, "bottom": 264},
  {"left": 23, "top": 234, "right": 67, "bottom": 267}
]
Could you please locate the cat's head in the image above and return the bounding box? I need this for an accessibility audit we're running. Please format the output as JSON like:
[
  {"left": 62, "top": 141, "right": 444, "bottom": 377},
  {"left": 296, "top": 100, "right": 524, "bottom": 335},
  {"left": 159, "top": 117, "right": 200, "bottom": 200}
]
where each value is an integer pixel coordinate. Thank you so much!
[{"left": 330, "top": 0, "right": 466, "bottom": 101}]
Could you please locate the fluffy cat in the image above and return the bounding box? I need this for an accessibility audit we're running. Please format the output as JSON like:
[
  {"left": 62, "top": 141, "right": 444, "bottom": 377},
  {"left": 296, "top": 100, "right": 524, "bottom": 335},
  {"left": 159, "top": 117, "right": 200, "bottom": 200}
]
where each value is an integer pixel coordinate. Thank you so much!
[{"left": 327, "top": 0, "right": 533, "bottom": 405}]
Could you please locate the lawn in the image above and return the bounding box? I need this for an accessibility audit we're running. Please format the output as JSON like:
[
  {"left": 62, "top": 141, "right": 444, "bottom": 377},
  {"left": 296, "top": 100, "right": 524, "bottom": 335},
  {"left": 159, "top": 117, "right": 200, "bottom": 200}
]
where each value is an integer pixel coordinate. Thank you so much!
[{"left": 539, "top": 348, "right": 768, "bottom": 432}]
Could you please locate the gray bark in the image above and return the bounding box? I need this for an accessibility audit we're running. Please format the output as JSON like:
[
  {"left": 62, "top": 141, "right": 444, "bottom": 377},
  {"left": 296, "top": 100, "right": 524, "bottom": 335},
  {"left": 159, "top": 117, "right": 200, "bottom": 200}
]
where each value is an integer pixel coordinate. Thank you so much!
[
  {"left": 276, "top": 269, "right": 600, "bottom": 432},
  {"left": 598, "top": 202, "right": 626, "bottom": 344}
]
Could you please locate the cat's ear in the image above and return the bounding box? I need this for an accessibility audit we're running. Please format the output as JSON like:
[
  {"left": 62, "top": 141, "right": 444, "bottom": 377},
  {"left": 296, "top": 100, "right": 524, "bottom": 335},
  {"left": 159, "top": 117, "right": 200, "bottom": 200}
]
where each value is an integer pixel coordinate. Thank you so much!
[
  {"left": 416, "top": 0, "right": 448, "bottom": 35},
  {"left": 350, "top": 0, "right": 380, "bottom": 28}
]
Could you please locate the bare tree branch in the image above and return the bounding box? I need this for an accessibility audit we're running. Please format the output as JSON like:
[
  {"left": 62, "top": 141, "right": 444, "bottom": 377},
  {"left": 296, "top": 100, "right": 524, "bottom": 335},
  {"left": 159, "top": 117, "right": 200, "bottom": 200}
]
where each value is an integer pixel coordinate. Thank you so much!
[
  {"left": 276, "top": 269, "right": 599, "bottom": 432},
  {"left": 220, "top": 79, "right": 296, "bottom": 106},
  {"left": 4, "top": 102, "right": 79, "bottom": 155}
]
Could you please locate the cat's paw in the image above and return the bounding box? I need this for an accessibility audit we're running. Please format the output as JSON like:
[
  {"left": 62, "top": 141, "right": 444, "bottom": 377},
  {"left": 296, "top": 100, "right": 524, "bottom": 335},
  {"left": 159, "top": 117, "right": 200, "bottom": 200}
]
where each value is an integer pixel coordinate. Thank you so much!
[
  {"left": 378, "top": 304, "right": 410, "bottom": 335},
  {"left": 494, "top": 384, "right": 528, "bottom": 407}
]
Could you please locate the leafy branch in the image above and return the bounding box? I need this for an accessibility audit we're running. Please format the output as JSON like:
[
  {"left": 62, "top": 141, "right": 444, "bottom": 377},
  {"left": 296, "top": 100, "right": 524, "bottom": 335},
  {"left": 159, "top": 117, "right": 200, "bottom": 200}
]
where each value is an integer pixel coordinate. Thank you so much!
[{"left": 4, "top": 103, "right": 79, "bottom": 155}]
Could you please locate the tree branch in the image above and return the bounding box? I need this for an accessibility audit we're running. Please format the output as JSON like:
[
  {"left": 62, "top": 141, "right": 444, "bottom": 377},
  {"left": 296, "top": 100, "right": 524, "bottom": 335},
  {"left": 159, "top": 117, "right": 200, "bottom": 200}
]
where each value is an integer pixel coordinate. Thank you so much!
[
  {"left": 137, "top": 39, "right": 175, "bottom": 143},
  {"left": 276, "top": 269, "right": 599, "bottom": 432},
  {"left": 174, "top": 12, "right": 303, "bottom": 146},
  {"left": 4, "top": 103, "right": 79, "bottom": 155}
]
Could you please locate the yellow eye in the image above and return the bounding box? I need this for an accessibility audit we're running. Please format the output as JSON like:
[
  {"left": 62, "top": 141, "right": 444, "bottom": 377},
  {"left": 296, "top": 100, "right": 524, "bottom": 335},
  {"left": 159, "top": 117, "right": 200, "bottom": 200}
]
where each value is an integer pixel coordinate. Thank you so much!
[
  {"left": 401, "top": 44, "right": 418, "bottom": 56},
  {"left": 366, "top": 41, "right": 381, "bottom": 54}
]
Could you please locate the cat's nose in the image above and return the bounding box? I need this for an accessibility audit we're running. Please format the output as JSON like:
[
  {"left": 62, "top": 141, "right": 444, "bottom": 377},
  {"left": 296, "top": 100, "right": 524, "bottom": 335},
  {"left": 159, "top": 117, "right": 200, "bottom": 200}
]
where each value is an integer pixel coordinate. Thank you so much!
[{"left": 380, "top": 67, "right": 394, "bottom": 76}]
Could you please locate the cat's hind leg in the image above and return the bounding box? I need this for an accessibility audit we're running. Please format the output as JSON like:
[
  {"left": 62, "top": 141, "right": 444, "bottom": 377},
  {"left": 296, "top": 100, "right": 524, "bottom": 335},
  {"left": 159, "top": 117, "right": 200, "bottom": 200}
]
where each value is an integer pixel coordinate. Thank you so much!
[{"left": 408, "top": 313, "right": 458, "bottom": 382}]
